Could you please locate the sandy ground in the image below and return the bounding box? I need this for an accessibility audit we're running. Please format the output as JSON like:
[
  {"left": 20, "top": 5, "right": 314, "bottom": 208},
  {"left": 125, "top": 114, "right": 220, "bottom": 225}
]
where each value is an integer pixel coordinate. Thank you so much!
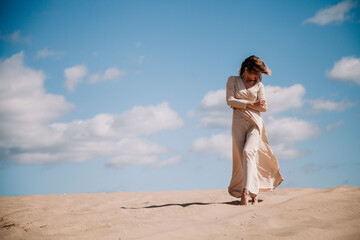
[{"left": 0, "top": 185, "right": 359, "bottom": 240}]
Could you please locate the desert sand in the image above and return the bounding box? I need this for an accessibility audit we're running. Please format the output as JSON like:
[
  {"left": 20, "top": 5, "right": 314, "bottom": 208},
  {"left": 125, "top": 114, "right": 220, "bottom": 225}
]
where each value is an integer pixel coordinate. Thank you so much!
[{"left": 0, "top": 185, "right": 359, "bottom": 240}]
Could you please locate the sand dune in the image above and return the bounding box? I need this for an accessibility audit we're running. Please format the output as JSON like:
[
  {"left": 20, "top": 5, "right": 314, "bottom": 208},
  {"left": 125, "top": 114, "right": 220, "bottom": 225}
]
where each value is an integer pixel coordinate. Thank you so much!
[{"left": 0, "top": 185, "right": 359, "bottom": 239}]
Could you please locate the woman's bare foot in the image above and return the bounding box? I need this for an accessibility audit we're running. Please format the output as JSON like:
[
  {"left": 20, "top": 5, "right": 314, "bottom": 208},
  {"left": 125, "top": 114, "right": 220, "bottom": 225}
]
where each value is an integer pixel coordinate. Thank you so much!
[
  {"left": 252, "top": 195, "right": 258, "bottom": 205},
  {"left": 240, "top": 188, "right": 249, "bottom": 205}
]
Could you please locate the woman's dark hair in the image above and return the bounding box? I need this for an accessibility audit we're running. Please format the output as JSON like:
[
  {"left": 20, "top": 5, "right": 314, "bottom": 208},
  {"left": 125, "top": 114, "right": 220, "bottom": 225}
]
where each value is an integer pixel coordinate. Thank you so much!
[{"left": 239, "top": 55, "right": 271, "bottom": 79}]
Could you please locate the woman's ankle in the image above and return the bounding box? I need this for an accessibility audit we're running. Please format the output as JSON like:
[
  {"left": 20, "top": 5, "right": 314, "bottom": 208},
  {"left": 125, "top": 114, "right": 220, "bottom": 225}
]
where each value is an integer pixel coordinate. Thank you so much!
[{"left": 242, "top": 188, "right": 249, "bottom": 195}]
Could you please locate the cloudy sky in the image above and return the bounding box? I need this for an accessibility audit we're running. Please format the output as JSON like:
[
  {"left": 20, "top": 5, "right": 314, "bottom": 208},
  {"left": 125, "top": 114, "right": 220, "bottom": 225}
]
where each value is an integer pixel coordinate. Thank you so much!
[{"left": 0, "top": 0, "right": 359, "bottom": 196}]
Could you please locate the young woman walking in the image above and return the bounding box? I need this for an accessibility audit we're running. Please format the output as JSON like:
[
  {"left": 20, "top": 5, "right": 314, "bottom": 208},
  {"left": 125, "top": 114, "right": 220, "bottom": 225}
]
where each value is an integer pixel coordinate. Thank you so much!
[{"left": 226, "top": 55, "right": 284, "bottom": 205}]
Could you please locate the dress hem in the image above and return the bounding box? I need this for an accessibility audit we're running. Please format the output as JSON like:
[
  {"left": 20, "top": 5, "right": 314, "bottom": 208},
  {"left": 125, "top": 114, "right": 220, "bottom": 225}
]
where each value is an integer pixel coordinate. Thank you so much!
[{"left": 228, "top": 177, "right": 284, "bottom": 198}]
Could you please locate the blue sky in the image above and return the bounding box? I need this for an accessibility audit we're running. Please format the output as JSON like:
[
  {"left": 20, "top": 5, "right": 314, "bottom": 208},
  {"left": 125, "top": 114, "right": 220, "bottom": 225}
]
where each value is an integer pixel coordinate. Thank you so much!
[{"left": 0, "top": 0, "right": 359, "bottom": 196}]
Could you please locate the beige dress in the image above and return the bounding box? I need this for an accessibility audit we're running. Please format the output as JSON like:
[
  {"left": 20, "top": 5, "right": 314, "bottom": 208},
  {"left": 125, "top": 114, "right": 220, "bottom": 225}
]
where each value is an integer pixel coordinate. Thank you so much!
[{"left": 226, "top": 76, "right": 284, "bottom": 198}]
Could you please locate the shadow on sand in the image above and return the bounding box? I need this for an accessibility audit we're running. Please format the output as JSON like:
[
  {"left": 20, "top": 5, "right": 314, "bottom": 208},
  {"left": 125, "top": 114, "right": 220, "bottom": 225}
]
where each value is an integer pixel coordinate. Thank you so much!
[{"left": 120, "top": 199, "right": 263, "bottom": 209}]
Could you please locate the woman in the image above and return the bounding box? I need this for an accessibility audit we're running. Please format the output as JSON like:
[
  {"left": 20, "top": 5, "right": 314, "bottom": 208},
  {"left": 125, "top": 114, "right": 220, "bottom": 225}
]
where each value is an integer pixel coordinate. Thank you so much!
[{"left": 226, "top": 55, "right": 284, "bottom": 205}]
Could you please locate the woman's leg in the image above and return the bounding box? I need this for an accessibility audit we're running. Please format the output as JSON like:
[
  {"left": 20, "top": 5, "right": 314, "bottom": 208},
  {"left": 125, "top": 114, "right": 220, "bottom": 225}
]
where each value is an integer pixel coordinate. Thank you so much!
[
  {"left": 228, "top": 136, "right": 246, "bottom": 198},
  {"left": 242, "top": 126, "right": 260, "bottom": 201},
  {"left": 228, "top": 116, "right": 247, "bottom": 198},
  {"left": 240, "top": 187, "right": 250, "bottom": 205}
]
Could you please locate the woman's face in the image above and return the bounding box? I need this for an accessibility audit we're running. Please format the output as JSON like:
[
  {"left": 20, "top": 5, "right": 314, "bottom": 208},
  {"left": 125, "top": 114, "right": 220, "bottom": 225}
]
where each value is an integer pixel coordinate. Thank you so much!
[{"left": 245, "top": 67, "right": 261, "bottom": 81}]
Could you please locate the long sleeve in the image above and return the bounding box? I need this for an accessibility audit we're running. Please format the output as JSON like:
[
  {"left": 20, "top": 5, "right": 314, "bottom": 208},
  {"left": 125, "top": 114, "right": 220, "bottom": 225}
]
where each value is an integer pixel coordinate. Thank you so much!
[
  {"left": 257, "top": 82, "right": 267, "bottom": 112},
  {"left": 226, "top": 76, "right": 248, "bottom": 109}
]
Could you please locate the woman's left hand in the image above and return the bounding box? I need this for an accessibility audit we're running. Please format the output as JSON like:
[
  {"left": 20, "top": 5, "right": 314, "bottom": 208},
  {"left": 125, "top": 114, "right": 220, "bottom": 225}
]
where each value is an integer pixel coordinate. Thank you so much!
[{"left": 252, "top": 99, "right": 266, "bottom": 107}]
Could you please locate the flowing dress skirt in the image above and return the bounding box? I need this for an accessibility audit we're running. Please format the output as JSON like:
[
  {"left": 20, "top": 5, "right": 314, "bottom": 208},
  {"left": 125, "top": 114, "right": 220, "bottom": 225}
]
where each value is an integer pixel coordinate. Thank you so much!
[{"left": 228, "top": 108, "right": 284, "bottom": 198}]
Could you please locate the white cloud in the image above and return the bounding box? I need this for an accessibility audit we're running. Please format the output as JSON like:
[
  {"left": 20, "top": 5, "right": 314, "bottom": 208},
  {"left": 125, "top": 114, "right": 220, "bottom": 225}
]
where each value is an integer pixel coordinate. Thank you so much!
[
  {"left": 0, "top": 52, "right": 72, "bottom": 123},
  {"left": 265, "top": 117, "right": 321, "bottom": 161},
  {"left": 104, "top": 138, "right": 170, "bottom": 168},
  {"left": 51, "top": 102, "right": 184, "bottom": 139},
  {"left": 64, "top": 65, "right": 87, "bottom": 92},
  {"left": 326, "top": 56, "right": 360, "bottom": 85},
  {"left": 197, "top": 89, "right": 232, "bottom": 128},
  {"left": 192, "top": 133, "right": 232, "bottom": 161},
  {"left": 0, "top": 51, "right": 74, "bottom": 148},
  {"left": 271, "top": 143, "right": 308, "bottom": 160},
  {"left": 304, "top": 0, "right": 358, "bottom": 25},
  {"left": 116, "top": 102, "right": 184, "bottom": 136},
  {"left": 89, "top": 67, "right": 126, "bottom": 83},
  {"left": 200, "top": 110, "right": 232, "bottom": 129},
  {"left": 0, "top": 52, "right": 184, "bottom": 168},
  {"left": 136, "top": 42, "right": 141, "bottom": 48},
  {"left": 264, "top": 84, "right": 306, "bottom": 114},
  {"left": 149, "top": 156, "right": 183, "bottom": 169},
  {"left": 266, "top": 117, "right": 321, "bottom": 145},
  {"left": 201, "top": 89, "right": 226, "bottom": 109},
  {"left": 309, "top": 98, "right": 356, "bottom": 112},
  {"left": 10, "top": 138, "right": 170, "bottom": 166},
  {"left": 0, "top": 30, "right": 31, "bottom": 44},
  {"left": 326, "top": 121, "right": 345, "bottom": 131},
  {"left": 36, "top": 48, "right": 64, "bottom": 59},
  {"left": 8, "top": 101, "right": 183, "bottom": 166}
]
